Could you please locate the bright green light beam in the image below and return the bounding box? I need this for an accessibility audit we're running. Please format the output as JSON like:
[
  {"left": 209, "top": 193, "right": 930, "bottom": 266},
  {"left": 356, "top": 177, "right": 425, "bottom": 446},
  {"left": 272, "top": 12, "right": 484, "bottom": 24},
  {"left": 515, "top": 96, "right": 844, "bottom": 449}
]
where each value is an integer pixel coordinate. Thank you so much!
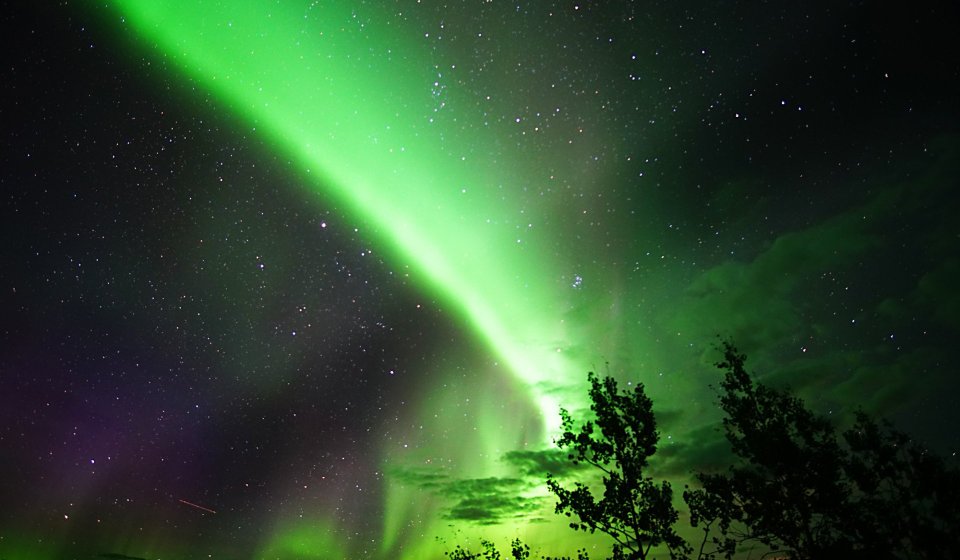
[{"left": 102, "top": 1, "right": 584, "bottom": 426}]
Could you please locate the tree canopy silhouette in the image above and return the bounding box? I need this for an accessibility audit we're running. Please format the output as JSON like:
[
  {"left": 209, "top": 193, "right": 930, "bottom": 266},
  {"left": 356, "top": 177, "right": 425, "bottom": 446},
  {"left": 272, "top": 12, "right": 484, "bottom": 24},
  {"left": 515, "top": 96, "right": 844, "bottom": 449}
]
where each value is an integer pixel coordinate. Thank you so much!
[
  {"left": 684, "top": 342, "right": 960, "bottom": 560},
  {"left": 547, "top": 372, "right": 688, "bottom": 560},
  {"left": 448, "top": 342, "right": 960, "bottom": 560}
]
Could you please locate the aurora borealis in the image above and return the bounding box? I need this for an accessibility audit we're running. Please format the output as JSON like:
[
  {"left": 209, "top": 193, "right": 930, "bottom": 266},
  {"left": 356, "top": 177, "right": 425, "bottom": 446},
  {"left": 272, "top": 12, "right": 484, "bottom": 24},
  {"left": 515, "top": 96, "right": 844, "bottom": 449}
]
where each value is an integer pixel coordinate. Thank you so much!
[{"left": 2, "top": 1, "right": 958, "bottom": 559}]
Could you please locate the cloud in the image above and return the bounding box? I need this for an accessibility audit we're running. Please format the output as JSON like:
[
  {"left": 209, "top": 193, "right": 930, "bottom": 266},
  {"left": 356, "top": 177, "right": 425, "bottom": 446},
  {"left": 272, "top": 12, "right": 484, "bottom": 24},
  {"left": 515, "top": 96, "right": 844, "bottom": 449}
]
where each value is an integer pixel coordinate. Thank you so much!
[
  {"left": 907, "top": 257, "right": 960, "bottom": 332},
  {"left": 387, "top": 465, "right": 546, "bottom": 525},
  {"left": 666, "top": 140, "right": 960, "bottom": 423},
  {"left": 439, "top": 477, "right": 545, "bottom": 525},
  {"left": 502, "top": 448, "right": 591, "bottom": 479},
  {"left": 673, "top": 203, "right": 883, "bottom": 354},
  {"left": 384, "top": 464, "right": 451, "bottom": 490},
  {"left": 652, "top": 408, "right": 687, "bottom": 432},
  {"left": 651, "top": 423, "right": 733, "bottom": 477}
]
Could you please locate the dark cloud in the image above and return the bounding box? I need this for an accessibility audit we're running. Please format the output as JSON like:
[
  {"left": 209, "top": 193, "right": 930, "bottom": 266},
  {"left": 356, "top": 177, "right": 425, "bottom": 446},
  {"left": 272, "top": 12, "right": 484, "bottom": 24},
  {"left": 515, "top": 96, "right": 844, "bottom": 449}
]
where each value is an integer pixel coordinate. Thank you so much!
[
  {"left": 440, "top": 477, "right": 544, "bottom": 525},
  {"left": 652, "top": 408, "right": 687, "bottom": 432},
  {"left": 672, "top": 140, "right": 958, "bottom": 357},
  {"left": 384, "top": 464, "right": 452, "bottom": 490},
  {"left": 444, "top": 496, "right": 543, "bottom": 525},
  {"left": 664, "top": 140, "right": 960, "bottom": 441},
  {"left": 388, "top": 466, "right": 545, "bottom": 525},
  {"left": 502, "top": 448, "right": 590, "bottom": 479},
  {"left": 898, "top": 257, "right": 960, "bottom": 332},
  {"left": 673, "top": 202, "right": 883, "bottom": 355},
  {"left": 651, "top": 424, "right": 733, "bottom": 477}
]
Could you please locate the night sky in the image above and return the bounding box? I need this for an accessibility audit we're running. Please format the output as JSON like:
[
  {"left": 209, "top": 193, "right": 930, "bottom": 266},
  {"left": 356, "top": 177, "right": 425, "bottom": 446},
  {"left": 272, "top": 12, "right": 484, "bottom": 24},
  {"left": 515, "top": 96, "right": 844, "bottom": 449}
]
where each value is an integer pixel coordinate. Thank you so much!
[{"left": 2, "top": 2, "right": 958, "bottom": 559}]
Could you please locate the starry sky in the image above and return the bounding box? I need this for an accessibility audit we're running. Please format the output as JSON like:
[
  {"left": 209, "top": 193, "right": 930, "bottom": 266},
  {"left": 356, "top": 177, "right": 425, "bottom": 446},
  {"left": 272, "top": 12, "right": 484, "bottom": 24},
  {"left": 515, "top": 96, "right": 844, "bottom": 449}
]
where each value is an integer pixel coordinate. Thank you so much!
[{"left": 1, "top": 1, "right": 958, "bottom": 559}]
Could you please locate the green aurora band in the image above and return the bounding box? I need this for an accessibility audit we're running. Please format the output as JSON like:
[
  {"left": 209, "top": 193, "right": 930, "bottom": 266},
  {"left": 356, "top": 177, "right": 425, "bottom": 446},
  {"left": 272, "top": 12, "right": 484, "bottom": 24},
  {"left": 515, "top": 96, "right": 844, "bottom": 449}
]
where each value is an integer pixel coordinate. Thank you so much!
[
  {"left": 98, "top": 1, "right": 611, "bottom": 557},
  {"left": 100, "top": 2, "right": 580, "bottom": 404}
]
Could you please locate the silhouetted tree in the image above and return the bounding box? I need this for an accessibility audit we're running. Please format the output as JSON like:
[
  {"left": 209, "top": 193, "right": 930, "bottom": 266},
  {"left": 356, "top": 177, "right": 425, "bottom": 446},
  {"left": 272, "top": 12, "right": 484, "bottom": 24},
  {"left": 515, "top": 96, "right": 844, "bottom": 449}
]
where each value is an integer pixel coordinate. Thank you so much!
[
  {"left": 547, "top": 372, "right": 689, "bottom": 560},
  {"left": 684, "top": 341, "right": 960, "bottom": 560}
]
